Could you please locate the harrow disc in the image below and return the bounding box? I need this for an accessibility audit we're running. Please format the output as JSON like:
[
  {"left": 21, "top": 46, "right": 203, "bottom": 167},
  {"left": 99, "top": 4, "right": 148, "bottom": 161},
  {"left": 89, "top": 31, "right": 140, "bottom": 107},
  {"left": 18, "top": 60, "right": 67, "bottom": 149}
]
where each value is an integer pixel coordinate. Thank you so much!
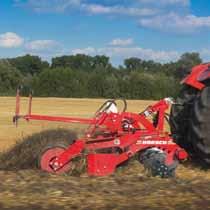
[{"left": 40, "top": 147, "right": 71, "bottom": 174}]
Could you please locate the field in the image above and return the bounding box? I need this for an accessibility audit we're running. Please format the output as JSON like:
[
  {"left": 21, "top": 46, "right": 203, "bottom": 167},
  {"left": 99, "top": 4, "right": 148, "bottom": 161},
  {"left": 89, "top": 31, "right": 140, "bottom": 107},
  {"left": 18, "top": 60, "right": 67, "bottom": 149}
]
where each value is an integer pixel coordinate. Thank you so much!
[{"left": 0, "top": 97, "right": 210, "bottom": 209}]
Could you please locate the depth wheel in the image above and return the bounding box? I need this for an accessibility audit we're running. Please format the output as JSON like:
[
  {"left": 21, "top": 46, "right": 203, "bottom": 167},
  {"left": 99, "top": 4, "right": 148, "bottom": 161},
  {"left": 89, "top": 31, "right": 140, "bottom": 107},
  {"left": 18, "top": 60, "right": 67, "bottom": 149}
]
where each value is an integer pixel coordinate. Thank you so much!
[
  {"left": 37, "top": 130, "right": 77, "bottom": 174},
  {"left": 40, "top": 147, "right": 71, "bottom": 174},
  {"left": 139, "top": 148, "right": 178, "bottom": 178}
]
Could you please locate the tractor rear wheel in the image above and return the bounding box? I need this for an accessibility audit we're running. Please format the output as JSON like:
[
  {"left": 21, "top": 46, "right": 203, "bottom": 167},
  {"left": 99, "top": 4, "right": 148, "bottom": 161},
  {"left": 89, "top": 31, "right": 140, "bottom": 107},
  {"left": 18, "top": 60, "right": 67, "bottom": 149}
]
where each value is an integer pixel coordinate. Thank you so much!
[
  {"left": 169, "top": 86, "right": 197, "bottom": 151},
  {"left": 170, "top": 84, "right": 210, "bottom": 166},
  {"left": 188, "top": 86, "right": 210, "bottom": 164}
]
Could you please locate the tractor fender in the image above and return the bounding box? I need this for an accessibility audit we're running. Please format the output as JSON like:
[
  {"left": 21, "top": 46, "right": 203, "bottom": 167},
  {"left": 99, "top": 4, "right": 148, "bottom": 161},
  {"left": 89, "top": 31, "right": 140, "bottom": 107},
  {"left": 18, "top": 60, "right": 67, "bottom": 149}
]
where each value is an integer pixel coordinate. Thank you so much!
[{"left": 181, "top": 63, "right": 210, "bottom": 90}]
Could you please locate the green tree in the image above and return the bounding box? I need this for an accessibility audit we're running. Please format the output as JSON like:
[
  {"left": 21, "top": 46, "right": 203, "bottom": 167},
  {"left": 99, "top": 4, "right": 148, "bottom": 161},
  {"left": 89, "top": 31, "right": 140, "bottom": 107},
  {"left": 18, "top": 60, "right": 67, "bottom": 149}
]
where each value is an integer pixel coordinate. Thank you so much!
[
  {"left": 124, "top": 57, "right": 143, "bottom": 71},
  {"left": 0, "top": 59, "right": 22, "bottom": 95},
  {"left": 176, "top": 52, "right": 202, "bottom": 78},
  {"left": 32, "top": 68, "right": 88, "bottom": 97},
  {"left": 52, "top": 54, "right": 94, "bottom": 70},
  {"left": 92, "top": 55, "right": 111, "bottom": 69},
  {"left": 52, "top": 54, "right": 111, "bottom": 71},
  {"left": 126, "top": 72, "right": 155, "bottom": 99},
  {"left": 9, "top": 54, "right": 49, "bottom": 76}
]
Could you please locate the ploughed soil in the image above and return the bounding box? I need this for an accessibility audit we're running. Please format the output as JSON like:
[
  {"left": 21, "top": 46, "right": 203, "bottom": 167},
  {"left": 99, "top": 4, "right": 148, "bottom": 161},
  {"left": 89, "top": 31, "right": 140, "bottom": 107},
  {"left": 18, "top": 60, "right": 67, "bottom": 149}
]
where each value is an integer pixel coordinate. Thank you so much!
[{"left": 0, "top": 129, "right": 210, "bottom": 210}]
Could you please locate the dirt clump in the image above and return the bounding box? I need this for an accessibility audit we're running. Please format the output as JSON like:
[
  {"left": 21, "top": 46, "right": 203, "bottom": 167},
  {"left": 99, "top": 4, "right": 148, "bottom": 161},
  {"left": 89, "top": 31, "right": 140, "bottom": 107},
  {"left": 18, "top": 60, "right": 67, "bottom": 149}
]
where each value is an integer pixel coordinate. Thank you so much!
[{"left": 0, "top": 129, "right": 77, "bottom": 170}]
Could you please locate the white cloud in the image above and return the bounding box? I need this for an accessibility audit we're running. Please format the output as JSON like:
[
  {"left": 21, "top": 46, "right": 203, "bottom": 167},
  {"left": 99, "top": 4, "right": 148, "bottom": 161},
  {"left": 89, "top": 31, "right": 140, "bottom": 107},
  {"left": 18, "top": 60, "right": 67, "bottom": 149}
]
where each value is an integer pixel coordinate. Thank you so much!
[
  {"left": 200, "top": 49, "right": 210, "bottom": 62},
  {"left": 72, "top": 47, "right": 96, "bottom": 55},
  {"left": 101, "top": 47, "right": 179, "bottom": 62},
  {"left": 201, "top": 49, "right": 210, "bottom": 56},
  {"left": 109, "top": 38, "right": 133, "bottom": 46},
  {"left": 15, "top": 0, "right": 159, "bottom": 16},
  {"left": 139, "top": 13, "right": 210, "bottom": 33},
  {"left": 25, "top": 40, "right": 60, "bottom": 52},
  {"left": 17, "top": 0, "right": 81, "bottom": 13},
  {"left": 0, "top": 32, "right": 24, "bottom": 48},
  {"left": 82, "top": 4, "right": 158, "bottom": 16},
  {"left": 24, "top": 40, "right": 63, "bottom": 61},
  {"left": 71, "top": 45, "right": 179, "bottom": 63},
  {"left": 14, "top": 0, "right": 210, "bottom": 34},
  {"left": 137, "top": 0, "right": 190, "bottom": 6}
]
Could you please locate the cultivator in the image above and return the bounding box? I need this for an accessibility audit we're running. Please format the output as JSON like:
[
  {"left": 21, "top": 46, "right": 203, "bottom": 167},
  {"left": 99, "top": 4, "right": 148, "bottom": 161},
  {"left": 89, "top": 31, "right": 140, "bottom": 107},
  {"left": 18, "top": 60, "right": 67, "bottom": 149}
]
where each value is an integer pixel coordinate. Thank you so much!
[{"left": 13, "top": 91, "right": 188, "bottom": 177}]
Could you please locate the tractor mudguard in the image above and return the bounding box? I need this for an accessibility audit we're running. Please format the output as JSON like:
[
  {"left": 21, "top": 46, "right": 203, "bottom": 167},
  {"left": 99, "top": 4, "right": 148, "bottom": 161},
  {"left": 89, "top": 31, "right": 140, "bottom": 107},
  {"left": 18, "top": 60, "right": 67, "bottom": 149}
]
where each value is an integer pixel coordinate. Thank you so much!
[{"left": 181, "top": 63, "right": 210, "bottom": 90}]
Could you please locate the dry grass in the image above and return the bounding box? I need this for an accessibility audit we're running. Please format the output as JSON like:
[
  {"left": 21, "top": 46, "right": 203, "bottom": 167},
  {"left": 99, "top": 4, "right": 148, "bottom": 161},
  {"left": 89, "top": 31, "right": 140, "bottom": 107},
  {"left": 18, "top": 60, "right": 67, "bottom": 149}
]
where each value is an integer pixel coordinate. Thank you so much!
[
  {"left": 0, "top": 162, "right": 209, "bottom": 210},
  {"left": 0, "top": 97, "right": 153, "bottom": 151}
]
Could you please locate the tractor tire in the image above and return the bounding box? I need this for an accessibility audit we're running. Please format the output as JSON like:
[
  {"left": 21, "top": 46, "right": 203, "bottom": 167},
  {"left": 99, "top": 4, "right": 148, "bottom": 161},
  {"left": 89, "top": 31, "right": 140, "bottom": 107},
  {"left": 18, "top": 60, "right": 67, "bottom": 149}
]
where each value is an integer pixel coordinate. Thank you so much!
[
  {"left": 170, "top": 84, "right": 210, "bottom": 166},
  {"left": 169, "top": 86, "right": 197, "bottom": 151},
  {"left": 188, "top": 86, "right": 210, "bottom": 165},
  {"left": 139, "top": 148, "right": 178, "bottom": 178}
]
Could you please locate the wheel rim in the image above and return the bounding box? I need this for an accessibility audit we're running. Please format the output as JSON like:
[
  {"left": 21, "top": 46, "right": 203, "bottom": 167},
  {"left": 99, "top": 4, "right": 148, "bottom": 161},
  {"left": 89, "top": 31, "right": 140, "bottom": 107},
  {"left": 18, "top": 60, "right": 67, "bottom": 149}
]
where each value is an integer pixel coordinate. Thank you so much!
[{"left": 40, "top": 147, "right": 71, "bottom": 174}]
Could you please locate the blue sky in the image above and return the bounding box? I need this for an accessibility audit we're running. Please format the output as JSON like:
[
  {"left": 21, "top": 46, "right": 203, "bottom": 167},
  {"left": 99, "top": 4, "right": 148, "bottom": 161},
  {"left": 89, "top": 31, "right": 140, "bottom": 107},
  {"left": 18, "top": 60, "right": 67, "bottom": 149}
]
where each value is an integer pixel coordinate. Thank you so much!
[{"left": 0, "top": 0, "right": 210, "bottom": 65}]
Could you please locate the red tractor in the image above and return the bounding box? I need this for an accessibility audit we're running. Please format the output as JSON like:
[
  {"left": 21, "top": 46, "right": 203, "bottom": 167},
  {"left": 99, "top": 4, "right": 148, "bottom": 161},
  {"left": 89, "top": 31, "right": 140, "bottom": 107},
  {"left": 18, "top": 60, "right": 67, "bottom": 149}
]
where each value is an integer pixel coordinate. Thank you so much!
[
  {"left": 170, "top": 62, "right": 210, "bottom": 166},
  {"left": 13, "top": 91, "right": 188, "bottom": 178}
]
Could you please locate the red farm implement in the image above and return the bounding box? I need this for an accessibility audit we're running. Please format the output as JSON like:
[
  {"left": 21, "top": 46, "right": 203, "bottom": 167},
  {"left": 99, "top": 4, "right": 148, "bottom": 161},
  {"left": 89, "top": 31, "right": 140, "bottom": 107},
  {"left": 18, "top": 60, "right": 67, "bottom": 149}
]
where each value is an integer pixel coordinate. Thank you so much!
[{"left": 13, "top": 90, "right": 188, "bottom": 177}]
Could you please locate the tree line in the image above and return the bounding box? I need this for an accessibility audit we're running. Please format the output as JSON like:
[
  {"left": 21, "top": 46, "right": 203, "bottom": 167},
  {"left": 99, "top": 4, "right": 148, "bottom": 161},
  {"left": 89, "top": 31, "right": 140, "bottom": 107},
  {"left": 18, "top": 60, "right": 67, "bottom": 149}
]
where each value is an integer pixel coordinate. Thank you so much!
[{"left": 0, "top": 52, "right": 203, "bottom": 99}]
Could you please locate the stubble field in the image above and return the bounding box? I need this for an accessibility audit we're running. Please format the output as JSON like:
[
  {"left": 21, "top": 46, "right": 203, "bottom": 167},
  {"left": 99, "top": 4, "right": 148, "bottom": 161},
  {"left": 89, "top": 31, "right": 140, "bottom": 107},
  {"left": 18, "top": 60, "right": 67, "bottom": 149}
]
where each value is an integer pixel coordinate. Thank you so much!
[{"left": 0, "top": 97, "right": 209, "bottom": 210}]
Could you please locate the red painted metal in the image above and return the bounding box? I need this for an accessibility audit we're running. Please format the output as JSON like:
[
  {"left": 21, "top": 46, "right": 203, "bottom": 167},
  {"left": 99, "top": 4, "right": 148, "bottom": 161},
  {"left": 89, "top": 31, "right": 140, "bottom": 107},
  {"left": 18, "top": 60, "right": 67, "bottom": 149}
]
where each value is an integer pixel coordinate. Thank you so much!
[
  {"left": 182, "top": 63, "right": 210, "bottom": 90},
  {"left": 23, "top": 114, "right": 95, "bottom": 124},
  {"left": 51, "top": 140, "right": 85, "bottom": 171},
  {"left": 40, "top": 147, "right": 72, "bottom": 174},
  {"left": 28, "top": 93, "right": 32, "bottom": 115},
  {"left": 15, "top": 89, "right": 20, "bottom": 117},
  {"left": 176, "top": 149, "right": 188, "bottom": 161},
  {"left": 14, "top": 94, "right": 188, "bottom": 176},
  {"left": 87, "top": 154, "right": 118, "bottom": 176}
]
